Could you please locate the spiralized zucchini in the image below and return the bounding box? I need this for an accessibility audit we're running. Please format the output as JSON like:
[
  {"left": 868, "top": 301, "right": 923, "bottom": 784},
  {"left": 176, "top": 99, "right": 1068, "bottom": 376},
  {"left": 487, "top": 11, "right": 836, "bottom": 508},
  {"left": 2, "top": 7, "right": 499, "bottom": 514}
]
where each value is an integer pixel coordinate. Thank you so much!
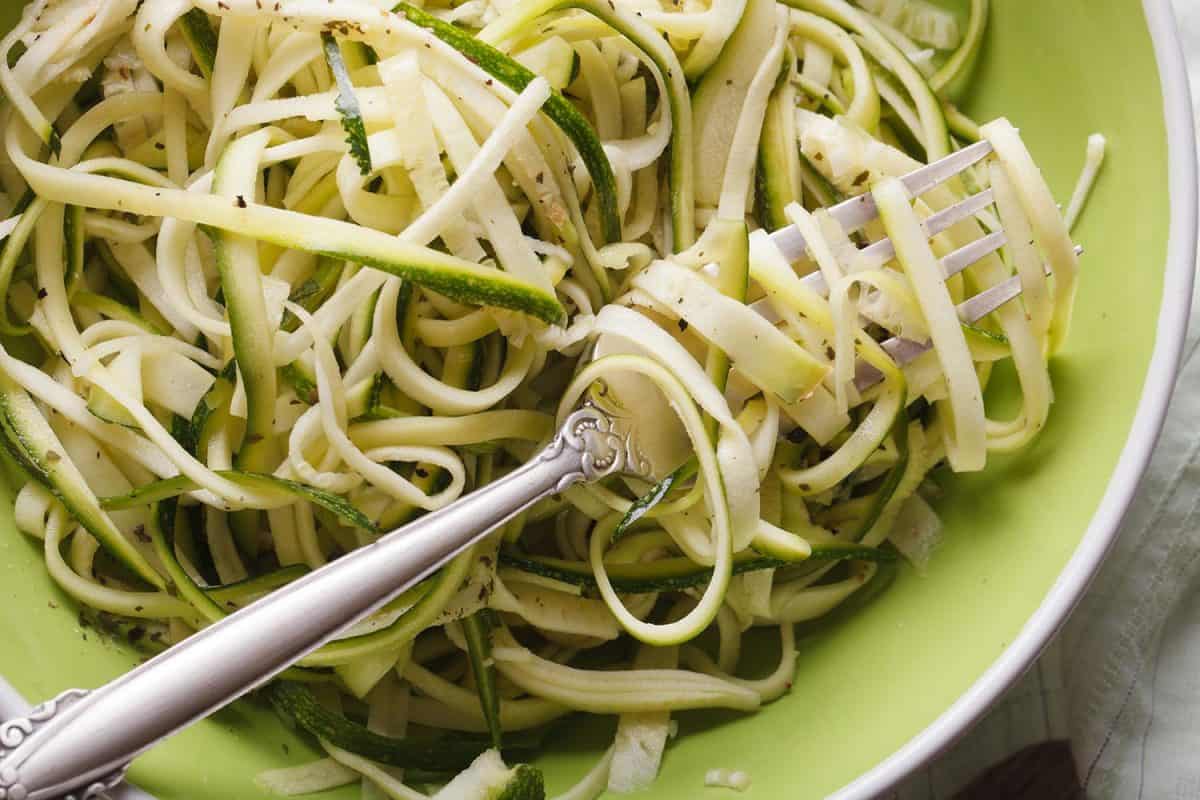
[{"left": 0, "top": 0, "right": 1086, "bottom": 796}]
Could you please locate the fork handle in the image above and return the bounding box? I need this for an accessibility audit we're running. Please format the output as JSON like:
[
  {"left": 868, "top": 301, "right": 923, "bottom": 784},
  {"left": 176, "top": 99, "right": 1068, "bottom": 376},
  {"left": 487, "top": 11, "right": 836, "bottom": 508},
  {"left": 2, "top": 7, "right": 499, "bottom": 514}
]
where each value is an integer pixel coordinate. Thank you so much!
[{"left": 0, "top": 406, "right": 636, "bottom": 800}]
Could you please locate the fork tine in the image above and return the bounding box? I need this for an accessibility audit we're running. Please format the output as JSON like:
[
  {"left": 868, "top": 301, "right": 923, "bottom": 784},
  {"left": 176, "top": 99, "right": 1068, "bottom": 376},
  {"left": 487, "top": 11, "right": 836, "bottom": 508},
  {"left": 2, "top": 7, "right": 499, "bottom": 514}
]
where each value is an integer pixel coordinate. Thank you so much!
[
  {"left": 730, "top": 142, "right": 1083, "bottom": 402},
  {"left": 767, "top": 222, "right": 810, "bottom": 264},
  {"left": 941, "top": 230, "right": 1008, "bottom": 279},
  {"left": 900, "top": 141, "right": 995, "bottom": 201},
  {"left": 826, "top": 141, "right": 995, "bottom": 233},
  {"left": 770, "top": 229, "right": 1027, "bottom": 334},
  {"left": 768, "top": 141, "right": 995, "bottom": 263},
  {"left": 959, "top": 245, "right": 1081, "bottom": 325},
  {"left": 957, "top": 273, "right": 1027, "bottom": 325},
  {"left": 856, "top": 188, "right": 997, "bottom": 266},
  {"left": 754, "top": 218, "right": 1008, "bottom": 306},
  {"left": 852, "top": 285, "right": 1019, "bottom": 392},
  {"left": 852, "top": 244, "right": 1084, "bottom": 392}
]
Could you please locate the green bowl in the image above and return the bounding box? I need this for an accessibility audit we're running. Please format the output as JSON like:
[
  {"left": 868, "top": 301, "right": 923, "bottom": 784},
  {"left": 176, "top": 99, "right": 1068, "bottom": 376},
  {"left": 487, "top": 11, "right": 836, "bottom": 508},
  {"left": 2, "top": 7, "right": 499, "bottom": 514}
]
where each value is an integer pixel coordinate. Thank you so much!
[{"left": 0, "top": 1, "right": 1195, "bottom": 797}]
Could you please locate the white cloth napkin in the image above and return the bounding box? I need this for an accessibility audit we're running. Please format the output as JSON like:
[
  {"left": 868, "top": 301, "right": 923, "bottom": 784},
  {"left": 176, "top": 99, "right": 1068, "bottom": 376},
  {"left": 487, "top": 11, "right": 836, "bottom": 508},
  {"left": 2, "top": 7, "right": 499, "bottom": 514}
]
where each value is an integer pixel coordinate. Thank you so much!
[{"left": 895, "top": 3, "right": 1200, "bottom": 795}]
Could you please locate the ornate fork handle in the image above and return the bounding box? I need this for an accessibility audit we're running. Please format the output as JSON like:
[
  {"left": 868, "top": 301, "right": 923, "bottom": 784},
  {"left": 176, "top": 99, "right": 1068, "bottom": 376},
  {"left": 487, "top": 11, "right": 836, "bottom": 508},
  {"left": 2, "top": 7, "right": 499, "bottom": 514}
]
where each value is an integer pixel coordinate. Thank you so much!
[
  {"left": 0, "top": 406, "right": 648, "bottom": 800},
  {"left": 0, "top": 690, "right": 125, "bottom": 800}
]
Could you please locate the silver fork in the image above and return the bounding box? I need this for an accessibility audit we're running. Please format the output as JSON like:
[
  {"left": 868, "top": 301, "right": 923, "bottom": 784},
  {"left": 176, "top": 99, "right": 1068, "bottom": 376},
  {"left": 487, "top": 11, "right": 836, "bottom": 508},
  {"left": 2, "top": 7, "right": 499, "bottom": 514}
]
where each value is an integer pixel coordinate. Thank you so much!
[
  {"left": 746, "top": 140, "right": 1080, "bottom": 391},
  {"left": 0, "top": 144, "right": 1075, "bottom": 800}
]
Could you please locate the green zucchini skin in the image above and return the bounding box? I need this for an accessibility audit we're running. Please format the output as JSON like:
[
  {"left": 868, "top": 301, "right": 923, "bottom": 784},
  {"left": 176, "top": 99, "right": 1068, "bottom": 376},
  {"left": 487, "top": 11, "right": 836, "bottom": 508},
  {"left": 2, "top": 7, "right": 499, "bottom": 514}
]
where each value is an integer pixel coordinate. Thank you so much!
[
  {"left": 690, "top": 0, "right": 778, "bottom": 208},
  {"left": 284, "top": 257, "right": 343, "bottom": 333},
  {"left": 179, "top": 8, "right": 219, "bottom": 79},
  {"left": 755, "top": 89, "right": 801, "bottom": 230},
  {"left": 206, "top": 564, "right": 311, "bottom": 605},
  {"left": 150, "top": 499, "right": 226, "bottom": 623},
  {"left": 499, "top": 544, "right": 896, "bottom": 595},
  {"left": 322, "top": 33, "right": 373, "bottom": 176},
  {"left": 849, "top": 401, "right": 910, "bottom": 543},
  {"left": 318, "top": 241, "right": 565, "bottom": 325},
  {"left": 463, "top": 611, "right": 503, "bottom": 749},
  {"left": 514, "top": 37, "right": 578, "bottom": 91},
  {"left": 473, "top": 0, "right": 695, "bottom": 248},
  {"left": 73, "top": 291, "right": 167, "bottom": 334},
  {"left": 0, "top": 190, "right": 38, "bottom": 336},
  {"left": 210, "top": 134, "right": 279, "bottom": 481},
  {"left": 100, "top": 470, "right": 379, "bottom": 533},
  {"left": 797, "top": 151, "right": 845, "bottom": 208},
  {"left": 0, "top": 371, "right": 165, "bottom": 588},
  {"left": 498, "top": 764, "right": 546, "bottom": 800},
  {"left": 269, "top": 681, "right": 536, "bottom": 771},
  {"left": 211, "top": 134, "right": 282, "bottom": 552},
  {"left": 395, "top": 2, "right": 622, "bottom": 246},
  {"left": 613, "top": 459, "right": 697, "bottom": 539},
  {"left": 280, "top": 362, "right": 319, "bottom": 406}
]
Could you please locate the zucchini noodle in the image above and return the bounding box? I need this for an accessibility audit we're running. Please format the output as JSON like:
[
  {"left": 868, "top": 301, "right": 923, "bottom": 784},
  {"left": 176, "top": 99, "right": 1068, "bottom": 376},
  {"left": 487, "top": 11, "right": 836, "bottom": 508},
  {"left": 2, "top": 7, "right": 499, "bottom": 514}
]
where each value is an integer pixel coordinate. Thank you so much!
[{"left": 0, "top": 0, "right": 1086, "bottom": 795}]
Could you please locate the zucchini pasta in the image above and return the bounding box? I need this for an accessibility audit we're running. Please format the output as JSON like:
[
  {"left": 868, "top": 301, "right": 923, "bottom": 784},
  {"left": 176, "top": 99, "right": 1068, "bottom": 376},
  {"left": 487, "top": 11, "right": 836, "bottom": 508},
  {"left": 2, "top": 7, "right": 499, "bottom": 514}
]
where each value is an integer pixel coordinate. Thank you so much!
[{"left": 0, "top": 0, "right": 1091, "bottom": 795}]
